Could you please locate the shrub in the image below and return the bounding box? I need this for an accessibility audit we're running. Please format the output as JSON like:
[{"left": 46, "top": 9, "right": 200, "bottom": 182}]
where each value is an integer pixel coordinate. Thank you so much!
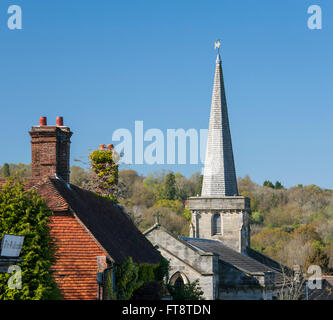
[{"left": 0, "top": 179, "right": 61, "bottom": 300}]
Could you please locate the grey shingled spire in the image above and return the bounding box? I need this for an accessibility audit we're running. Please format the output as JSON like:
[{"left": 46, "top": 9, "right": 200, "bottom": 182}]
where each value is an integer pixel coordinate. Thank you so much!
[{"left": 201, "top": 52, "right": 238, "bottom": 197}]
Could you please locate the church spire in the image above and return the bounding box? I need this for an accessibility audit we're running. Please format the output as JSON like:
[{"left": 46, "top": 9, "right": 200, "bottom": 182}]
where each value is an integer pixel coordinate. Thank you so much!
[{"left": 201, "top": 42, "right": 238, "bottom": 197}]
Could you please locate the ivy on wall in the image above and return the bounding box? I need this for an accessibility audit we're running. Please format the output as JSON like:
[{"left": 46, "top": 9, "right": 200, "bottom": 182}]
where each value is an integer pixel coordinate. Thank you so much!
[
  {"left": 0, "top": 179, "right": 61, "bottom": 300},
  {"left": 105, "top": 255, "right": 170, "bottom": 300}
]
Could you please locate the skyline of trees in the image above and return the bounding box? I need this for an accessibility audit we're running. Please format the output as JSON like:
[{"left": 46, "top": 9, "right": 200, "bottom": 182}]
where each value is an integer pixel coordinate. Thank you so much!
[{"left": 1, "top": 162, "right": 333, "bottom": 274}]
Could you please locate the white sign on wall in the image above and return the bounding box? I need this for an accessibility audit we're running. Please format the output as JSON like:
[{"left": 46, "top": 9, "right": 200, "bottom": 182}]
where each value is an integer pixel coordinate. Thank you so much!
[{"left": 1, "top": 234, "right": 24, "bottom": 257}]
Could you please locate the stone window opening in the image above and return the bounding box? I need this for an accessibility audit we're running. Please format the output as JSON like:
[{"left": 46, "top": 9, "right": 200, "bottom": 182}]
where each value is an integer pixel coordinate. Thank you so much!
[{"left": 212, "top": 213, "right": 221, "bottom": 235}]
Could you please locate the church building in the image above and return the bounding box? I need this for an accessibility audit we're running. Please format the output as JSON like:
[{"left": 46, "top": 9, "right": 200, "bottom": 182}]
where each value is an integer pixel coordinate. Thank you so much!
[{"left": 145, "top": 44, "right": 285, "bottom": 300}]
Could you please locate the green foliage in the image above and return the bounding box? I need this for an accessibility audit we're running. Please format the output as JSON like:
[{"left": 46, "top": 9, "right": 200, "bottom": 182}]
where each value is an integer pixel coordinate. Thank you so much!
[
  {"left": 168, "top": 279, "right": 204, "bottom": 300},
  {"left": 154, "top": 199, "right": 184, "bottom": 214},
  {"left": 105, "top": 269, "right": 114, "bottom": 299},
  {"left": 263, "top": 180, "right": 284, "bottom": 190},
  {"left": 87, "top": 149, "right": 119, "bottom": 203},
  {"left": 138, "top": 264, "right": 157, "bottom": 282},
  {"left": 0, "top": 179, "right": 61, "bottom": 300},
  {"left": 90, "top": 149, "right": 118, "bottom": 185},
  {"left": 251, "top": 228, "right": 290, "bottom": 253},
  {"left": 116, "top": 171, "right": 333, "bottom": 274},
  {"left": 251, "top": 211, "right": 264, "bottom": 224},
  {"left": 304, "top": 241, "right": 330, "bottom": 274},
  {"left": 2, "top": 163, "right": 10, "bottom": 177},
  {"left": 70, "top": 165, "right": 89, "bottom": 187},
  {"left": 274, "top": 181, "right": 284, "bottom": 190},
  {"left": 182, "top": 207, "right": 192, "bottom": 222},
  {"left": 0, "top": 163, "right": 31, "bottom": 178},
  {"left": 263, "top": 180, "right": 275, "bottom": 189},
  {"left": 160, "top": 173, "right": 176, "bottom": 200},
  {"left": 146, "top": 200, "right": 190, "bottom": 236},
  {"left": 118, "top": 170, "right": 202, "bottom": 236},
  {"left": 112, "top": 257, "right": 144, "bottom": 300},
  {"left": 111, "top": 255, "right": 169, "bottom": 300},
  {"left": 154, "top": 256, "right": 170, "bottom": 282}
]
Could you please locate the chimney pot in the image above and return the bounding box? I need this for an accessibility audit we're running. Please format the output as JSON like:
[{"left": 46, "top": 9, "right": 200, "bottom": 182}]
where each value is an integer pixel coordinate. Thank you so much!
[
  {"left": 107, "top": 144, "right": 114, "bottom": 150},
  {"left": 56, "top": 116, "right": 64, "bottom": 126},
  {"left": 39, "top": 117, "right": 47, "bottom": 126},
  {"left": 99, "top": 144, "right": 105, "bottom": 150}
]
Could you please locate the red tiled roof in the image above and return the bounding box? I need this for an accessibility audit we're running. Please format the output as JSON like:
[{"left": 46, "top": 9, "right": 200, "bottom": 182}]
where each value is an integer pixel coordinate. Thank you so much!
[
  {"left": 37, "top": 178, "right": 161, "bottom": 265},
  {"left": 49, "top": 214, "right": 106, "bottom": 300}
]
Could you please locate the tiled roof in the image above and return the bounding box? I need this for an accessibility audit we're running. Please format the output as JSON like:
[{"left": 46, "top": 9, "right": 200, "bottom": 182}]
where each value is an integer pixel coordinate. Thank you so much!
[
  {"left": 37, "top": 178, "right": 161, "bottom": 265},
  {"left": 181, "top": 237, "right": 283, "bottom": 284},
  {"left": 246, "top": 247, "right": 282, "bottom": 272},
  {"left": 49, "top": 214, "right": 106, "bottom": 300}
]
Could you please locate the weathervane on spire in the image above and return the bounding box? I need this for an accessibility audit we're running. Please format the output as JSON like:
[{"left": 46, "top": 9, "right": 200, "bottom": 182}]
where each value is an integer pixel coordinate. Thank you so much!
[{"left": 214, "top": 39, "right": 221, "bottom": 53}]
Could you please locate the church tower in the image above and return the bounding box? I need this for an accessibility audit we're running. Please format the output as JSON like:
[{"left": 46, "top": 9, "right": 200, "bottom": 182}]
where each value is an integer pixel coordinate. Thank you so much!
[{"left": 189, "top": 43, "right": 251, "bottom": 253}]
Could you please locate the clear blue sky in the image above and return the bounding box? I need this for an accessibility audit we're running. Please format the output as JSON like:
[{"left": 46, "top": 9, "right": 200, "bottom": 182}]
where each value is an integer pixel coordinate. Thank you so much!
[{"left": 0, "top": 0, "right": 332, "bottom": 189}]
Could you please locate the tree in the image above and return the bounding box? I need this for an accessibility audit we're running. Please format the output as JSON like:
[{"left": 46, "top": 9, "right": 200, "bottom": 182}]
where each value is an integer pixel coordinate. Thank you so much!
[
  {"left": 161, "top": 173, "right": 176, "bottom": 200},
  {"left": 279, "top": 265, "right": 306, "bottom": 300},
  {"left": 70, "top": 165, "right": 89, "bottom": 187},
  {"left": 263, "top": 180, "right": 284, "bottom": 190},
  {"left": 167, "top": 279, "right": 204, "bottom": 300},
  {"left": 0, "top": 163, "right": 31, "bottom": 178},
  {"left": 2, "top": 163, "right": 10, "bottom": 177},
  {"left": 275, "top": 181, "right": 284, "bottom": 190},
  {"left": 118, "top": 170, "right": 141, "bottom": 198},
  {"left": 263, "top": 180, "right": 275, "bottom": 189},
  {"left": 0, "top": 179, "right": 61, "bottom": 300},
  {"left": 192, "top": 172, "right": 203, "bottom": 196},
  {"left": 112, "top": 257, "right": 144, "bottom": 300},
  {"left": 304, "top": 242, "right": 330, "bottom": 274},
  {"left": 251, "top": 211, "right": 264, "bottom": 224}
]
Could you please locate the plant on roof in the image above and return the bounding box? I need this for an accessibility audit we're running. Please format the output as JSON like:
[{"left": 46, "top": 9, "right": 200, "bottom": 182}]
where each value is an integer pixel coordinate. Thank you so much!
[{"left": 83, "top": 146, "right": 120, "bottom": 203}]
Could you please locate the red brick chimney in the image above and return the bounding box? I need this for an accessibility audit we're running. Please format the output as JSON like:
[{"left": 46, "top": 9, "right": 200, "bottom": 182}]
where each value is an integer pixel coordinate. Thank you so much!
[{"left": 29, "top": 116, "right": 73, "bottom": 183}]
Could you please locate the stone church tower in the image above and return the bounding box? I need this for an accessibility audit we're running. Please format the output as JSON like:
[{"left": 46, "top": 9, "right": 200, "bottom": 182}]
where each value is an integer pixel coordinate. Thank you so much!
[{"left": 189, "top": 48, "right": 251, "bottom": 253}]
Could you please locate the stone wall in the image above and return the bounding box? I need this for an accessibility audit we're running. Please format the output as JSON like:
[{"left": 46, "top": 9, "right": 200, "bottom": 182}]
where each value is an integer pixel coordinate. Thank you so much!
[
  {"left": 189, "top": 196, "right": 250, "bottom": 252},
  {"left": 145, "top": 227, "right": 219, "bottom": 300},
  {"left": 217, "top": 261, "right": 274, "bottom": 300}
]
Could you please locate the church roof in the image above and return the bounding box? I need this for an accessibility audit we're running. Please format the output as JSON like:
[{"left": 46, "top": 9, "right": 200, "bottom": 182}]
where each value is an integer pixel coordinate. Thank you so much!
[
  {"left": 201, "top": 51, "right": 238, "bottom": 197},
  {"left": 181, "top": 237, "right": 283, "bottom": 284}
]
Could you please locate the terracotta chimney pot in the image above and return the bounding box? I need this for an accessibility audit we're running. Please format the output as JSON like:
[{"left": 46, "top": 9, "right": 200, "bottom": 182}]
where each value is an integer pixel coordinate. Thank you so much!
[
  {"left": 39, "top": 117, "right": 47, "bottom": 126},
  {"left": 56, "top": 116, "right": 64, "bottom": 126}
]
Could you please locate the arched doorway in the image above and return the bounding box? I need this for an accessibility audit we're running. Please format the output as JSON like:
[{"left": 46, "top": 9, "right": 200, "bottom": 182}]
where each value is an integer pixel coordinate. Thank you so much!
[
  {"left": 174, "top": 276, "right": 184, "bottom": 288},
  {"left": 169, "top": 272, "right": 189, "bottom": 287}
]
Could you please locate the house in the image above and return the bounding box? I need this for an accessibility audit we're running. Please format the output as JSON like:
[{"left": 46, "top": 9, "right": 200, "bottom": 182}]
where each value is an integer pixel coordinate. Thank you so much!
[
  {"left": 1, "top": 116, "right": 161, "bottom": 300},
  {"left": 145, "top": 46, "right": 286, "bottom": 300}
]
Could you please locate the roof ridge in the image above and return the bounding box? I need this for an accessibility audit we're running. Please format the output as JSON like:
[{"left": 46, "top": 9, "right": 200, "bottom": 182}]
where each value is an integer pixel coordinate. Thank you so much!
[
  {"left": 36, "top": 177, "right": 70, "bottom": 211},
  {"left": 183, "top": 238, "right": 281, "bottom": 275}
]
